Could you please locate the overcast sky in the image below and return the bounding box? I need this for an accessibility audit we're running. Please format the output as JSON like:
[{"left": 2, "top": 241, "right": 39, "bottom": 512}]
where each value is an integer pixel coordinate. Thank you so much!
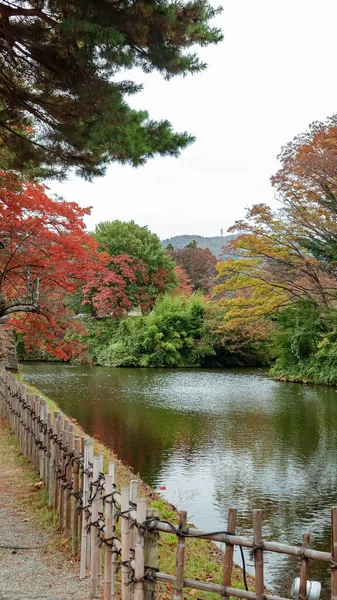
[{"left": 48, "top": 0, "right": 337, "bottom": 240}]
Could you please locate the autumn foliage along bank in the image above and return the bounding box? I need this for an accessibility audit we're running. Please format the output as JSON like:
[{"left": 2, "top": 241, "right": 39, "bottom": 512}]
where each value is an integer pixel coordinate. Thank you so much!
[{"left": 4, "top": 115, "right": 337, "bottom": 381}]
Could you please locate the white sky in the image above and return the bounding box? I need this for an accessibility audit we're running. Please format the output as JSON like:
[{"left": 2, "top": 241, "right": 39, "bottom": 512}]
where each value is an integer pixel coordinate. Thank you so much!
[{"left": 48, "top": 0, "right": 337, "bottom": 239}]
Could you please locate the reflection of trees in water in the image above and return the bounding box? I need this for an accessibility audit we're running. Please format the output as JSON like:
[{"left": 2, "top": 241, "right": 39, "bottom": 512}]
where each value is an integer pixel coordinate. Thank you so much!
[
  {"left": 22, "top": 364, "right": 337, "bottom": 596},
  {"left": 22, "top": 364, "right": 216, "bottom": 484},
  {"left": 205, "top": 387, "right": 337, "bottom": 598}
]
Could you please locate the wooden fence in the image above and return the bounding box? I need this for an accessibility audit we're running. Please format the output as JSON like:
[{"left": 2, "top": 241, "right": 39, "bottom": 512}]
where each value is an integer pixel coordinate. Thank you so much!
[{"left": 0, "top": 365, "right": 336, "bottom": 600}]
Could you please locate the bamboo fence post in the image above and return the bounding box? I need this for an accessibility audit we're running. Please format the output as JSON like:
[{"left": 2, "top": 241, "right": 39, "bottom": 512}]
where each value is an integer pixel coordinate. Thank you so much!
[
  {"left": 23, "top": 387, "right": 27, "bottom": 455},
  {"left": 30, "top": 395, "right": 35, "bottom": 466},
  {"left": 17, "top": 383, "right": 21, "bottom": 441},
  {"left": 299, "top": 533, "right": 310, "bottom": 600},
  {"left": 174, "top": 511, "right": 187, "bottom": 600},
  {"left": 109, "top": 462, "right": 116, "bottom": 600},
  {"left": 144, "top": 508, "right": 159, "bottom": 600},
  {"left": 31, "top": 396, "right": 35, "bottom": 468},
  {"left": 34, "top": 397, "right": 40, "bottom": 471},
  {"left": 15, "top": 384, "right": 19, "bottom": 439},
  {"left": 3, "top": 377, "right": 6, "bottom": 416},
  {"left": 87, "top": 441, "right": 94, "bottom": 571},
  {"left": 253, "top": 509, "right": 264, "bottom": 600},
  {"left": 130, "top": 479, "right": 138, "bottom": 505},
  {"left": 25, "top": 392, "right": 30, "bottom": 460},
  {"left": 28, "top": 393, "right": 33, "bottom": 464},
  {"left": 20, "top": 387, "right": 24, "bottom": 453},
  {"left": 4, "top": 374, "right": 8, "bottom": 420},
  {"left": 97, "top": 452, "right": 104, "bottom": 587},
  {"left": 80, "top": 439, "right": 90, "bottom": 580},
  {"left": 18, "top": 385, "right": 22, "bottom": 447},
  {"left": 22, "top": 386, "right": 27, "bottom": 450},
  {"left": 19, "top": 386, "right": 24, "bottom": 454},
  {"left": 332, "top": 508, "right": 337, "bottom": 600},
  {"left": 91, "top": 455, "right": 100, "bottom": 598},
  {"left": 12, "top": 379, "right": 16, "bottom": 434},
  {"left": 58, "top": 427, "right": 65, "bottom": 530},
  {"left": 59, "top": 419, "right": 69, "bottom": 532},
  {"left": 37, "top": 398, "right": 42, "bottom": 473},
  {"left": 223, "top": 508, "right": 237, "bottom": 599},
  {"left": 130, "top": 479, "right": 138, "bottom": 549},
  {"left": 10, "top": 379, "right": 14, "bottom": 431},
  {"left": 28, "top": 394, "right": 35, "bottom": 464},
  {"left": 32, "top": 396, "right": 37, "bottom": 467},
  {"left": 18, "top": 386, "right": 23, "bottom": 451},
  {"left": 104, "top": 474, "right": 114, "bottom": 600},
  {"left": 45, "top": 410, "right": 51, "bottom": 486},
  {"left": 40, "top": 401, "right": 46, "bottom": 481},
  {"left": 79, "top": 436, "right": 85, "bottom": 538},
  {"left": 65, "top": 425, "right": 74, "bottom": 538},
  {"left": 57, "top": 432, "right": 64, "bottom": 515},
  {"left": 17, "top": 383, "right": 22, "bottom": 452},
  {"left": 79, "top": 435, "right": 87, "bottom": 532},
  {"left": 54, "top": 412, "right": 63, "bottom": 511},
  {"left": 39, "top": 398, "right": 44, "bottom": 478},
  {"left": 72, "top": 436, "right": 81, "bottom": 555},
  {"left": 10, "top": 381, "right": 14, "bottom": 430},
  {"left": 44, "top": 404, "right": 49, "bottom": 485},
  {"left": 134, "top": 498, "right": 147, "bottom": 600},
  {"left": 121, "top": 486, "right": 132, "bottom": 600},
  {"left": 40, "top": 401, "right": 47, "bottom": 483},
  {"left": 13, "top": 379, "right": 16, "bottom": 433},
  {"left": 48, "top": 412, "right": 57, "bottom": 507}
]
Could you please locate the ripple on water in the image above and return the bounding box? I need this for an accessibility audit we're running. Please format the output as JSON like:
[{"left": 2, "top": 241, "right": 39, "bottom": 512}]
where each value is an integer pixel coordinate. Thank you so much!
[{"left": 20, "top": 362, "right": 337, "bottom": 597}]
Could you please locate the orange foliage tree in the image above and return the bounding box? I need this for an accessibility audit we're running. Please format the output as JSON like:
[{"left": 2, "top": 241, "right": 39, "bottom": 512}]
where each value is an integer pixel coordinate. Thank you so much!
[
  {"left": 172, "top": 265, "right": 192, "bottom": 297},
  {"left": 271, "top": 114, "right": 337, "bottom": 270}
]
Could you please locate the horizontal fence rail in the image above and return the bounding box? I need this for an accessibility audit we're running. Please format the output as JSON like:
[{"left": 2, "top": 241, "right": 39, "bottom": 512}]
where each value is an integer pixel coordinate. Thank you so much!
[{"left": 0, "top": 365, "right": 335, "bottom": 600}]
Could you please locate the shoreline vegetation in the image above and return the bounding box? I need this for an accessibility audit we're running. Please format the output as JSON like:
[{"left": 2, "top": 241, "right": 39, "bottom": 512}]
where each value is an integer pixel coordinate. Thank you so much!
[
  {"left": 6, "top": 116, "right": 337, "bottom": 388},
  {"left": 13, "top": 375, "right": 253, "bottom": 599}
]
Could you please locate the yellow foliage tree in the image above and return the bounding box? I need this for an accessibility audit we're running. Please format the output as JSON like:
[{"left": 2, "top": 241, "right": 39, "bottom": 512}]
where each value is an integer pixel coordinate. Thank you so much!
[{"left": 213, "top": 204, "right": 337, "bottom": 331}]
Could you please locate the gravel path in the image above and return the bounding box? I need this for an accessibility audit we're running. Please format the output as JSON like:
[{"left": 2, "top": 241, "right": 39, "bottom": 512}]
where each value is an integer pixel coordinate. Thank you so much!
[{"left": 0, "top": 421, "right": 93, "bottom": 600}]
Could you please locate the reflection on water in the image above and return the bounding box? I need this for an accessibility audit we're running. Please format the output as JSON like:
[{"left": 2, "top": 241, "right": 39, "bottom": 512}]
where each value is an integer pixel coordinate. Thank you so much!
[{"left": 21, "top": 362, "right": 337, "bottom": 596}]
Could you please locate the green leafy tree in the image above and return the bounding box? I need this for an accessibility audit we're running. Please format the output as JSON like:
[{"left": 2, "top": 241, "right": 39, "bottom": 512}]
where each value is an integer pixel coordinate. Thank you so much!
[
  {"left": 94, "top": 220, "right": 177, "bottom": 311},
  {"left": 0, "top": 0, "right": 222, "bottom": 178},
  {"left": 269, "top": 300, "right": 337, "bottom": 384},
  {"left": 201, "top": 301, "right": 271, "bottom": 367}
]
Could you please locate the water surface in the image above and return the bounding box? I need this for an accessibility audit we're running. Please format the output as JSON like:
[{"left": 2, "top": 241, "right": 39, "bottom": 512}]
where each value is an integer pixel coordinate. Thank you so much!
[{"left": 21, "top": 363, "right": 337, "bottom": 596}]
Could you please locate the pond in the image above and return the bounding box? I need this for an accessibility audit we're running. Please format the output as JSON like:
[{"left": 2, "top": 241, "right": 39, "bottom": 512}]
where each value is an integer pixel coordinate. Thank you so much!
[{"left": 20, "top": 362, "right": 337, "bottom": 597}]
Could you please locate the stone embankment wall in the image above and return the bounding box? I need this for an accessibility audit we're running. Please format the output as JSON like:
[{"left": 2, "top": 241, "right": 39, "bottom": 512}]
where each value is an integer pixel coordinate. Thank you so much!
[{"left": 0, "top": 318, "right": 18, "bottom": 371}]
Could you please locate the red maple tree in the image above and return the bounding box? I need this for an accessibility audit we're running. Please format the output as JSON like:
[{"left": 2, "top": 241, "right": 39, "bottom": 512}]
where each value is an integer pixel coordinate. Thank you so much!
[
  {"left": 82, "top": 254, "right": 150, "bottom": 317},
  {"left": 0, "top": 171, "right": 109, "bottom": 358}
]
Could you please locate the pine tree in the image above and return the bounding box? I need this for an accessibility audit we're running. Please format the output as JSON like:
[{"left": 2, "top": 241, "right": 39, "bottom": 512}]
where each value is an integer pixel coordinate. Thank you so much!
[{"left": 0, "top": 0, "right": 223, "bottom": 179}]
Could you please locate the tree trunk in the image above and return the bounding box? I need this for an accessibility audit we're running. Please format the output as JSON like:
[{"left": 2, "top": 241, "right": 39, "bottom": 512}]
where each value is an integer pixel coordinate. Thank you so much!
[{"left": 0, "top": 318, "right": 19, "bottom": 371}]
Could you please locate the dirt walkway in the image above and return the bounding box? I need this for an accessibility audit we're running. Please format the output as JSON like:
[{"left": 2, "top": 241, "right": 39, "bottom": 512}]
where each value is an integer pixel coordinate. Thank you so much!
[{"left": 0, "top": 420, "right": 92, "bottom": 600}]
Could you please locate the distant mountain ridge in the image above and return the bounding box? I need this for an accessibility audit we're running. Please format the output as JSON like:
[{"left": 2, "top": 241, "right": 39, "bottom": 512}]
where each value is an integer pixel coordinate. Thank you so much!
[{"left": 161, "top": 234, "right": 236, "bottom": 258}]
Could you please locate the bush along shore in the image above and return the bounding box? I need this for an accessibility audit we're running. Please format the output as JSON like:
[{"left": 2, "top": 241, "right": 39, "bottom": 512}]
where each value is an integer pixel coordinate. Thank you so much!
[{"left": 2, "top": 372, "right": 252, "bottom": 599}]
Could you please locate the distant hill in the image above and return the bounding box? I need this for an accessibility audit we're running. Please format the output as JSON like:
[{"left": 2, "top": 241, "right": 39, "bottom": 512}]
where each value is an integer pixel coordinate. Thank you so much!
[{"left": 161, "top": 234, "right": 236, "bottom": 259}]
